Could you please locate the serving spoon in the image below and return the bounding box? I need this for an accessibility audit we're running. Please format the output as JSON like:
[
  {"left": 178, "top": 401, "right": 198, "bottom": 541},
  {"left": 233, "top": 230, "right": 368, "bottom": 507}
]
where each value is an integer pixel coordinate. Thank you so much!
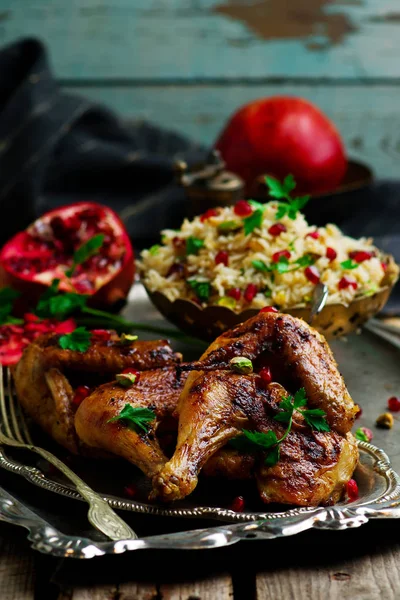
[{"left": 308, "top": 283, "right": 329, "bottom": 325}]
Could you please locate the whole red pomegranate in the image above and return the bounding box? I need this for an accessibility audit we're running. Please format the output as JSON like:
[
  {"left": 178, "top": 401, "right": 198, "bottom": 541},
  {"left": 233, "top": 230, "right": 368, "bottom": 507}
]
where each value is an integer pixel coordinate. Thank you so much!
[
  {"left": 0, "top": 202, "right": 134, "bottom": 310},
  {"left": 215, "top": 96, "right": 347, "bottom": 195}
]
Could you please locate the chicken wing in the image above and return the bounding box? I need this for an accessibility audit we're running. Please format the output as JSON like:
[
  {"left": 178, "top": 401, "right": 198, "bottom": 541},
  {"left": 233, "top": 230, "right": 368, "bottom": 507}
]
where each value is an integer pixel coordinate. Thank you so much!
[{"left": 13, "top": 331, "right": 182, "bottom": 455}]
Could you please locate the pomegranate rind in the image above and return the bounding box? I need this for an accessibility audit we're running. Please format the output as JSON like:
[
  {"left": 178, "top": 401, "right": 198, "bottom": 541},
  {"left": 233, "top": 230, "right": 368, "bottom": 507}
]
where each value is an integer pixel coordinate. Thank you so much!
[{"left": 0, "top": 202, "right": 134, "bottom": 310}]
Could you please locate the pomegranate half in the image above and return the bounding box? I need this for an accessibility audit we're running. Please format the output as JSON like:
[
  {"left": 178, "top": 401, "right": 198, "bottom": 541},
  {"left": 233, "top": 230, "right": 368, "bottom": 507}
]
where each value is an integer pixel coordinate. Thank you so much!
[{"left": 0, "top": 202, "right": 134, "bottom": 310}]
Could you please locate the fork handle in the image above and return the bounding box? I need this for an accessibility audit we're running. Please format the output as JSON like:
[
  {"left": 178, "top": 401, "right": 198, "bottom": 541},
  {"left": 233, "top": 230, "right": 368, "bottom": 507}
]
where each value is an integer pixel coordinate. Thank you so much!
[{"left": 29, "top": 446, "right": 136, "bottom": 541}]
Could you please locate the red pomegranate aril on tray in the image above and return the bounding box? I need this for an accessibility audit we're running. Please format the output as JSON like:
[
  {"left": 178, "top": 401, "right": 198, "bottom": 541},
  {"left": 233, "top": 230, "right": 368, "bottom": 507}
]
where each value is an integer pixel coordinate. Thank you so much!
[
  {"left": 230, "top": 496, "right": 245, "bottom": 512},
  {"left": 91, "top": 329, "right": 111, "bottom": 341},
  {"left": 24, "top": 313, "right": 39, "bottom": 323},
  {"left": 349, "top": 250, "right": 374, "bottom": 263},
  {"left": 306, "top": 231, "right": 320, "bottom": 239},
  {"left": 234, "top": 200, "right": 253, "bottom": 217},
  {"left": 268, "top": 223, "right": 287, "bottom": 237},
  {"left": 259, "top": 366, "right": 272, "bottom": 384},
  {"left": 227, "top": 287, "right": 241, "bottom": 301},
  {"left": 215, "top": 250, "right": 229, "bottom": 266},
  {"left": 338, "top": 276, "right": 357, "bottom": 291},
  {"left": 346, "top": 479, "right": 359, "bottom": 502},
  {"left": 272, "top": 250, "right": 290, "bottom": 263},
  {"left": 388, "top": 396, "right": 400, "bottom": 412},
  {"left": 200, "top": 208, "right": 219, "bottom": 222},
  {"left": 244, "top": 283, "right": 257, "bottom": 302},
  {"left": 326, "top": 247, "right": 337, "bottom": 262},
  {"left": 260, "top": 306, "right": 278, "bottom": 314},
  {"left": 72, "top": 385, "right": 91, "bottom": 407},
  {"left": 0, "top": 202, "right": 134, "bottom": 310},
  {"left": 305, "top": 266, "right": 320, "bottom": 284}
]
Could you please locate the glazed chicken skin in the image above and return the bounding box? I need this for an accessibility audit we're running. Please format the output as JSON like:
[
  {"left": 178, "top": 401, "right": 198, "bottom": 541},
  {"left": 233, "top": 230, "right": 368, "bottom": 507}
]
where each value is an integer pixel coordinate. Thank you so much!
[
  {"left": 153, "top": 311, "right": 359, "bottom": 503},
  {"left": 13, "top": 331, "right": 182, "bottom": 455}
]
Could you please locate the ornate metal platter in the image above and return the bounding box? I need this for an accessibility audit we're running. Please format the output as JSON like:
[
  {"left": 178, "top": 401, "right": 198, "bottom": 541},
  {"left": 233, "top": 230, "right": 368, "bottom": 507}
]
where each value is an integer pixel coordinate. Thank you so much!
[{"left": 0, "top": 284, "right": 400, "bottom": 556}]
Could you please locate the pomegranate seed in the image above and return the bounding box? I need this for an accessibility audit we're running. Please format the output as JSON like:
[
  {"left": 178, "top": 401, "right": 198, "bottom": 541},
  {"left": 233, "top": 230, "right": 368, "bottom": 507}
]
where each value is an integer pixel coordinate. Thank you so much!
[
  {"left": 200, "top": 208, "right": 218, "bottom": 222},
  {"left": 72, "top": 385, "right": 90, "bottom": 407},
  {"left": 259, "top": 366, "right": 272, "bottom": 384},
  {"left": 346, "top": 479, "right": 359, "bottom": 502},
  {"left": 381, "top": 262, "right": 388, "bottom": 271},
  {"left": 227, "top": 288, "right": 241, "bottom": 301},
  {"left": 25, "top": 322, "right": 51, "bottom": 333},
  {"left": 259, "top": 306, "right": 278, "bottom": 314},
  {"left": 230, "top": 496, "right": 245, "bottom": 512},
  {"left": 355, "top": 406, "right": 362, "bottom": 419},
  {"left": 305, "top": 266, "right": 320, "bottom": 284},
  {"left": 272, "top": 250, "right": 291, "bottom": 263},
  {"left": 268, "top": 223, "right": 287, "bottom": 237},
  {"left": 244, "top": 284, "right": 258, "bottom": 303},
  {"left": 359, "top": 427, "right": 373, "bottom": 442},
  {"left": 349, "top": 250, "right": 374, "bottom": 263},
  {"left": 388, "top": 396, "right": 400, "bottom": 412},
  {"left": 91, "top": 329, "right": 111, "bottom": 341},
  {"left": 167, "top": 262, "right": 185, "bottom": 277},
  {"left": 215, "top": 250, "right": 229, "bottom": 266},
  {"left": 307, "top": 231, "right": 320, "bottom": 239},
  {"left": 122, "top": 368, "right": 141, "bottom": 382},
  {"left": 338, "top": 276, "right": 358, "bottom": 291},
  {"left": 24, "top": 313, "right": 39, "bottom": 323},
  {"left": 54, "top": 319, "right": 77, "bottom": 334},
  {"left": 326, "top": 247, "right": 337, "bottom": 262},
  {"left": 234, "top": 200, "right": 253, "bottom": 217},
  {"left": 172, "top": 237, "right": 186, "bottom": 252},
  {"left": 124, "top": 484, "right": 137, "bottom": 498}
]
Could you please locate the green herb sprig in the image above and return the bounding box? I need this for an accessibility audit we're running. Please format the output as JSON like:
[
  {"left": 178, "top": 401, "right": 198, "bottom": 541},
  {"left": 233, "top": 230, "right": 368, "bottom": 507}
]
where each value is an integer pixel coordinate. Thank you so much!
[
  {"left": 59, "top": 327, "right": 92, "bottom": 352},
  {"left": 0, "top": 287, "right": 23, "bottom": 325},
  {"left": 230, "top": 388, "right": 330, "bottom": 467},
  {"left": 65, "top": 234, "right": 105, "bottom": 278},
  {"left": 340, "top": 259, "right": 358, "bottom": 270},
  {"left": 252, "top": 254, "right": 314, "bottom": 275},
  {"left": 107, "top": 404, "right": 156, "bottom": 433},
  {"left": 187, "top": 279, "right": 211, "bottom": 302},
  {"left": 265, "top": 174, "right": 310, "bottom": 220}
]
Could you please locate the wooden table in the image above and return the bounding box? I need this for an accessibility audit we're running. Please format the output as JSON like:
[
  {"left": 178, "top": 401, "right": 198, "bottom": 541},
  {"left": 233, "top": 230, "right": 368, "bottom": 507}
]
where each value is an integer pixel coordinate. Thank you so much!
[{"left": 2, "top": 515, "right": 400, "bottom": 599}]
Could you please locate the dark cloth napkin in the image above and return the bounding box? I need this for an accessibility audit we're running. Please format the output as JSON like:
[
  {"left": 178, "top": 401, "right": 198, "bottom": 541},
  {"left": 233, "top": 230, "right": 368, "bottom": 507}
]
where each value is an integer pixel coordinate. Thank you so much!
[{"left": 0, "top": 37, "right": 399, "bottom": 310}]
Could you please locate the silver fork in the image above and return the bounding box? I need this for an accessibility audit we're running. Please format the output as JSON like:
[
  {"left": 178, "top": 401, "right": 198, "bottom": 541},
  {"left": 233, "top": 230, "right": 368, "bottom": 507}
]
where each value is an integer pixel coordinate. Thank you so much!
[{"left": 0, "top": 367, "right": 137, "bottom": 541}]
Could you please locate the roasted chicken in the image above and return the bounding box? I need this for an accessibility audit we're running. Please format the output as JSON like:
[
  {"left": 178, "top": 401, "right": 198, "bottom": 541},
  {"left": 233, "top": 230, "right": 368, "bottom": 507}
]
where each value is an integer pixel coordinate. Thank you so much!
[
  {"left": 152, "top": 311, "right": 359, "bottom": 504},
  {"left": 12, "top": 311, "right": 359, "bottom": 508}
]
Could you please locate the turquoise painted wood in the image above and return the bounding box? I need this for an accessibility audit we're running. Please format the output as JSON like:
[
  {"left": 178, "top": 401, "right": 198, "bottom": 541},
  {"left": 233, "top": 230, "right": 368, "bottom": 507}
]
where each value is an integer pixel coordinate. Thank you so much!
[
  {"left": 67, "top": 84, "right": 400, "bottom": 179},
  {"left": 1, "top": 0, "right": 400, "bottom": 80},
  {"left": 2, "top": 0, "right": 400, "bottom": 177}
]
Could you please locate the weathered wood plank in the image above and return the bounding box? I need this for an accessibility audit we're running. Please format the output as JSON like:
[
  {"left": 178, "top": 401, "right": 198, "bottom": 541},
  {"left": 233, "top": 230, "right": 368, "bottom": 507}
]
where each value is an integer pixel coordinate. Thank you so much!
[
  {"left": 65, "top": 83, "right": 400, "bottom": 179},
  {"left": 2, "top": 0, "right": 400, "bottom": 80},
  {"left": 58, "top": 583, "right": 158, "bottom": 600},
  {"left": 256, "top": 544, "right": 400, "bottom": 600},
  {"left": 160, "top": 573, "right": 233, "bottom": 600},
  {"left": 0, "top": 527, "right": 35, "bottom": 600}
]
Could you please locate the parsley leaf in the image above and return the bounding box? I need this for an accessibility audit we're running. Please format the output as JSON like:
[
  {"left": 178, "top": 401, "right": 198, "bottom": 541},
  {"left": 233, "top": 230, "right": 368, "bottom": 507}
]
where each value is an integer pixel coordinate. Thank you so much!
[
  {"left": 295, "top": 255, "right": 315, "bottom": 268},
  {"left": 300, "top": 408, "right": 330, "bottom": 432},
  {"left": 275, "top": 256, "right": 290, "bottom": 274},
  {"left": 107, "top": 404, "right": 156, "bottom": 433},
  {"left": 0, "top": 287, "right": 21, "bottom": 304},
  {"left": 186, "top": 236, "right": 205, "bottom": 256},
  {"left": 355, "top": 427, "right": 369, "bottom": 442},
  {"left": 35, "top": 280, "right": 88, "bottom": 319},
  {"left": 65, "top": 234, "right": 105, "bottom": 277},
  {"left": 187, "top": 279, "right": 211, "bottom": 302},
  {"left": 265, "top": 175, "right": 310, "bottom": 221},
  {"left": 265, "top": 445, "right": 281, "bottom": 467},
  {"left": 340, "top": 259, "right": 358, "bottom": 270},
  {"left": 243, "top": 208, "right": 264, "bottom": 235},
  {"left": 293, "top": 387, "right": 308, "bottom": 408},
  {"left": 252, "top": 259, "right": 271, "bottom": 273},
  {"left": 59, "top": 327, "right": 91, "bottom": 352},
  {"left": 230, "top": 429, "right": 278, "bottom": 452},
  {"left": 149, "top": 244, "right": 160, "bottom": 255},
  {"left": 0, "top": 287, "right": 23, "bottom": 325}
]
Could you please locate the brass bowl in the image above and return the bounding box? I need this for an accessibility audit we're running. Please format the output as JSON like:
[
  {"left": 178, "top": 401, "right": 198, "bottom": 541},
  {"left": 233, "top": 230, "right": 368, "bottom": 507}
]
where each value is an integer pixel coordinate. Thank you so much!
[{"left": 144, "top": 257, "right": 399, "bottom": 342}]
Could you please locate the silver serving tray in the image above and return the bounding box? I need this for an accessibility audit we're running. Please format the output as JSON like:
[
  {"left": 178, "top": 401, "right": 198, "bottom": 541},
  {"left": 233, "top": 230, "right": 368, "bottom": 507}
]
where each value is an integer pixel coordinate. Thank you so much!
[{"left": 1, "top": 284, "right": 400, "bottom": 556}]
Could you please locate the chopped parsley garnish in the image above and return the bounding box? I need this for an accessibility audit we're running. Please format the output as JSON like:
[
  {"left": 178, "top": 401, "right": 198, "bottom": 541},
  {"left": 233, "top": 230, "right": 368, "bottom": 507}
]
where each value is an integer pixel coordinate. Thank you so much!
[
  {"left": 340, "top": 259, "right": 358, "bottom": 270},
  {"left": 243, "top": 204, "right": 264, "bottom": 235},
  {"left": 65, "top": 234, "right": 105, "bottom": 277},
  {"left": 58, "top": 327, "right": 92, "bottom": 352},
  {"left": 0, "top": 287, "right": 23, "bottom": 325},
  {"left": 148, "top": 244, "right": 160, "bottom": 255},
  {"left": 252, "top": 254, "right": 314, "bottom": 275},
  {"left": 187, "top": 279, "right": 211, "bottom": 302},
  {"left": 265, "top": 174, "right": 310, "bottom": 220},
  {"left": 230, "top": 388, "right": 329, "bottom": 467},
  {"left": 355, "top": 427, "right": 369, "bottom": 442},
  {"left": 107, "top": 404, "right": 156, "bottom": 433},
  {"left": 186, "top": 236, "right": 205, "bottom": 256}
]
